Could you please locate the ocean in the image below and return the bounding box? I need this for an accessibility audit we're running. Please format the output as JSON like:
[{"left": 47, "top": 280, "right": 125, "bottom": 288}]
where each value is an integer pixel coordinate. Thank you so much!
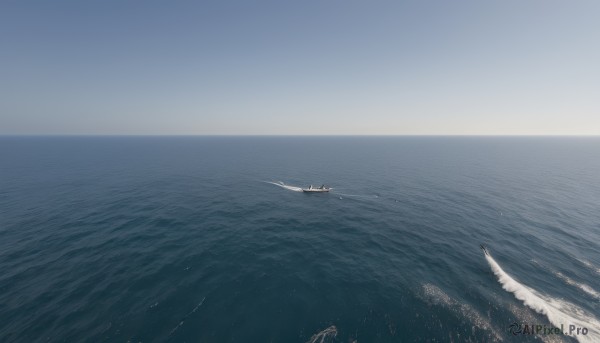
[{"left": 0, "top": 136, "right": 599, "bottom": 342}]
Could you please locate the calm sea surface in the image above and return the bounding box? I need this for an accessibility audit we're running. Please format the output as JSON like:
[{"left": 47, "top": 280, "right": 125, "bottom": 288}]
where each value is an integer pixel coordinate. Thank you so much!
[{"left": 1, "top": 136, "right": 599, "bottom": 342}]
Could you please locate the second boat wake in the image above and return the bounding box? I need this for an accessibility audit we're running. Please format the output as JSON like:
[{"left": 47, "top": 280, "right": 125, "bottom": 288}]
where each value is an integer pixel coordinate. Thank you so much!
[{"left": 484, "top": 248, "right": 600, "bottom": 343}]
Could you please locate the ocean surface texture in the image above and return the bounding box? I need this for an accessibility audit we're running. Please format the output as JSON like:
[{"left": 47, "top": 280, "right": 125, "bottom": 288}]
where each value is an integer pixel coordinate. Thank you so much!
[{"left": 1, "top": 136, "right": 599, "bottom": 343}]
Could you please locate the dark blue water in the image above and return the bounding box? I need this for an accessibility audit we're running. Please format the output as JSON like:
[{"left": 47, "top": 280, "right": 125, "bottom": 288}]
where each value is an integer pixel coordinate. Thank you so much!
[{"left": 1, "top": 137, "right": 599, "bottom": 342}]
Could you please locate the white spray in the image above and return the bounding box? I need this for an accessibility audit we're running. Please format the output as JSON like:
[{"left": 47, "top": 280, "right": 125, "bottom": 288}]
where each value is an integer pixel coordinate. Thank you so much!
[
  {"left": 265, "top": 181, "right": 303, "bottom": 192},
  {"left": 306, "top": 325, "right": 337, "bottom": 343},
  {"left": 484, "top": 251, "right": 600, "bottom": 343}
]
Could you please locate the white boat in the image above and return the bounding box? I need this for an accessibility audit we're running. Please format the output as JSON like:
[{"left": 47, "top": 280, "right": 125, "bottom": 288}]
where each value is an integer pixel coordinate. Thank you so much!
[{"left": 302, "top": 185, "right": 331, "bottom": 193}]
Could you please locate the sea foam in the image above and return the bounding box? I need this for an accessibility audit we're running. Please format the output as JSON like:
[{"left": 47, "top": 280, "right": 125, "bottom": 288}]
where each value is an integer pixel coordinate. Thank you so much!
[{"left": 485, "top": 252, "right": 600, "bottom": 343}]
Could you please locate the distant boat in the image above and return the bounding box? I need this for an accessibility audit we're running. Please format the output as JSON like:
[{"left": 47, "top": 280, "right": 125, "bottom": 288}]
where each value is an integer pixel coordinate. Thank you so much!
[{"left": 302, "top": 185, "right": 331, "bottom": 193}]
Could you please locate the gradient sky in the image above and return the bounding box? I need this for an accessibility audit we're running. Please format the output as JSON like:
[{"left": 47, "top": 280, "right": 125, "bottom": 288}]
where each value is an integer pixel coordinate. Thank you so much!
[{"left": 1, "top": 1, "right": 599, "bottom": 135}]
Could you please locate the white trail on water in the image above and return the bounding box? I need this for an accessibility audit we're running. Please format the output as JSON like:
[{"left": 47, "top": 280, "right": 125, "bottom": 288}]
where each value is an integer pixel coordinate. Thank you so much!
[
  {"left": 306, "top": 325, "right": 337, "bottom": 343},
  {"left": 169, "top": 297, "right": 206, "bottom": 336},
  {"left": 531, "top": 259, "right": 600, "bottom": 301},
  {"left": 578, "top": 259, "right": 600, "bottom": 276},
  {"left": 554, "top": 272, "right": 600, "bottom": 301},
  {"left": 485, "top": 252, "right": 600, "bottom": 343},
  {"left": 265, "top": 181, "right": 378, "bottom": 199},
  {"left": 265, "top": 181, "right": 303, "bottom": 192}
]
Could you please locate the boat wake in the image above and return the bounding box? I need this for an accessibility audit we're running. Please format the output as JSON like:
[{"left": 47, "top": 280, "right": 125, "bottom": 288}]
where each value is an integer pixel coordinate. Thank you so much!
[
  {"left": 554, "top": 272, "right": 600, "bottom": 301},
  {"left": 265, "top": 181, "right": 303, "bottom": 192},
  {"left": 530, "top": 259, "right": 600, "bottom": 301},
  {"left": 265, "top": 181, "right": 378, "bottom": 200},
  {"left": 578, "top": 259, "right": 600, "bottom": 276},
  {"left": 484, "top": 251, "right": 600, "bottom": 343},
  {"left": 421, "top": 283, "right": 503, "bottom": 342},
  {"left": 306, "top": 325, "right": 337, "bottom": 343},
  {"left": 169, "top": 297, "right": 206, "bottom": 337}
]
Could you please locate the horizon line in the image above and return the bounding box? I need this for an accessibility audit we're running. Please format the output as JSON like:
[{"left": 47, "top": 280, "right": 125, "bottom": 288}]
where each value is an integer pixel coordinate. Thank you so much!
[{"left": 1, "top": 134, "right": 600, "bottom": 137}]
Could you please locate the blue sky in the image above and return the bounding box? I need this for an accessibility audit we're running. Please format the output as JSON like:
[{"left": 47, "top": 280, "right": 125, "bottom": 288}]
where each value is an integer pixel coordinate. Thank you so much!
[{"left": 1, "top": 1, "right": 598, "bottom": 135}]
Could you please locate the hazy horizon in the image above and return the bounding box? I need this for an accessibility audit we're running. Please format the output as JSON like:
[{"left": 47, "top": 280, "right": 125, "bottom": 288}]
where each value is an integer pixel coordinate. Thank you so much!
[
  {"left": 3, "top": 134, "right": 600, "bottom": 138},
  {"left": 2, "top": 1, "right": 599, "bottom": 135}
]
